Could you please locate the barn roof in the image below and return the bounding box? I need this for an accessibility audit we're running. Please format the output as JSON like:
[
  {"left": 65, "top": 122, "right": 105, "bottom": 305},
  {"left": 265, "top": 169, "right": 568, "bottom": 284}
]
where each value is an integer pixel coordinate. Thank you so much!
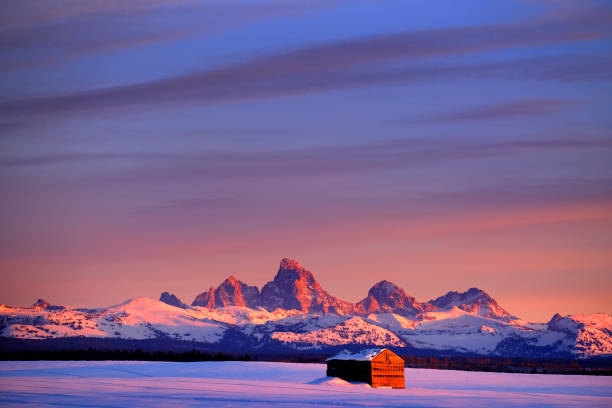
[{"left": 325, "top": 348, "right": 387, "bottom": 362}]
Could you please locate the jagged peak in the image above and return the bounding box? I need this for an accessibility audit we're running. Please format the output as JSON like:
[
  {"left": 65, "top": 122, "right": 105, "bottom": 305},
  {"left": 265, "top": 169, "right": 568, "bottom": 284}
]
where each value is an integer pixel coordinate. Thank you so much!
[
  {"left": 159, "top": 292, "right": 188, "bottom": 309},
  {"left": 548, "top": 313, "right": 564, "bottom": 324},
  {"left": 466, "top": 287, "right": 484, "bottom": 293},
  {"left": 355, "top": 279, "right": 428, "bottom": 318},
  {"left": 429, "top": 287, "right": 513, "bottom": 320},
  {"left": 279, "top": 258, "right": 303, "bottom": 271},
  {"left": 31, "top": 298, "right": 50, "bottom": 309},
  {"left": 259, "top": 258, "right": 353, "bottom": 314},
  {"left": 220, "top": 276, "right": 243, "bottom": 287},
  {"left": 192, "top": 274, "right": 260, "bottom": 309},
  {"left": 274, "top": 258, "right": 316, "bottom": 283},
  {"left": 431, "top": 287, "right": 492, "bottom": 304},
  {"left": 369, "top": 280, "right": 402, "bottom": 296},
  {"left": 466, "top": 287, "right": 489, "bottom": 297},
  {"left": 443, "top": 287, "right": 487, "bottom": 298}
]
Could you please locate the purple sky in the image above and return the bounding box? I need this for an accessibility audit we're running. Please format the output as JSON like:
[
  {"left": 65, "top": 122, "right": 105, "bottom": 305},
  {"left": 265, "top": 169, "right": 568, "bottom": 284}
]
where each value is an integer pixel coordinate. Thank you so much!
[{"left": 1, "top": 0, "right": 611, "bottom": 321}]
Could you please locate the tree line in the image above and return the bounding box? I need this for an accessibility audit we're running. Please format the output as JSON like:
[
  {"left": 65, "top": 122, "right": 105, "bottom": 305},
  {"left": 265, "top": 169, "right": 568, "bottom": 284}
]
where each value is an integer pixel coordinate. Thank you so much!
[
  {"left": 1, "top": 348, "right": 610, "bottom": 375},
  {"left": 0, "top": 348, "right": 257, "bottom": 362},
  {"left": 400, "top": 354, "right": 612, "bottom": 375}
]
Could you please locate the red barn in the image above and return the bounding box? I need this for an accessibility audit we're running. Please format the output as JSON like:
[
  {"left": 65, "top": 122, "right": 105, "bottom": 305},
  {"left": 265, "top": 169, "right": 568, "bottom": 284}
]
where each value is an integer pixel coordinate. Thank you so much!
[{"left": 325, "top": 348, "right": 405, "bottom": 388}]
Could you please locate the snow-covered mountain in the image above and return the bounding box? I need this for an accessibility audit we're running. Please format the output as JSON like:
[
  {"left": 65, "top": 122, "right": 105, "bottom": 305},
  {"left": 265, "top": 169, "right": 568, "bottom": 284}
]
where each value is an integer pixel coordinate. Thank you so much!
[
  {"left": 355, "top": 280, "right": 434, "bottom": 318},
  {"left": 546, "top": 313, "right": 612, "bottom": 357},
  {"left": 428, "top": 287, "right": 516, "bottom": 321},
  {"left": 0, "top": 298, "right": 225, "bottom": 343},
  {"left": 1, "top": 258, "right": 610, "bottom": 359}
]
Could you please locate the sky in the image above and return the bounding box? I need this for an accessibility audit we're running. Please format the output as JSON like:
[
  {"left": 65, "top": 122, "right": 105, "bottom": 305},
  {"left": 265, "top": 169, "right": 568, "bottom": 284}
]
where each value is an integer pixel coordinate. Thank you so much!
[{"left": 1, "top": 0, "right": 611, "bottom": 322}]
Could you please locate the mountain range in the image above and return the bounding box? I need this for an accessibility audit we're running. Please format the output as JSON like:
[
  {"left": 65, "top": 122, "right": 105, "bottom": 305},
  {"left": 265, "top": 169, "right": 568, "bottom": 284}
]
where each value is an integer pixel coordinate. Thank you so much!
[
  {"left": 1, "top": 258, "right": 611, "bottom": 359},
  {"left": 189, "top": 259, "right": 512, "bottom": 320}
]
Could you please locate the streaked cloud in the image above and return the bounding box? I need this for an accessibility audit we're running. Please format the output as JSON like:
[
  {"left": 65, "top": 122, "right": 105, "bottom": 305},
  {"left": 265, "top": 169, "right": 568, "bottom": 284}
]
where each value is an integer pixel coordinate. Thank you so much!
[
  {"left": 2, "top": 137, "right": 610, "bottom": 187},
  {"left": 402, "top": 99, "right": 574, "bottom": 123},
  {"left": 0, "top": 0, "right": 336, "bottom": 70},
  {"left": 1, "top": 7, "right": 611, "bottom": 120}
]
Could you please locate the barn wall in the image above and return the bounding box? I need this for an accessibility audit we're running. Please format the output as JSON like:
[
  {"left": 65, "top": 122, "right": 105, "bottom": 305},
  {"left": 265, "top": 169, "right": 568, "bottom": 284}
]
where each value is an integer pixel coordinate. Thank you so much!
[{"left": 326, "top": 360, "right": 372, "bottom": 384}]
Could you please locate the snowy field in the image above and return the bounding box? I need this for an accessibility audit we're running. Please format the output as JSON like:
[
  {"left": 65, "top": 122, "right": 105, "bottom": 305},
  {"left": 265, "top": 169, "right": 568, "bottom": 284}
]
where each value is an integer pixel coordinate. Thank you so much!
[{"left": 1, "top": 361, "right": 611, "bottom": 407}]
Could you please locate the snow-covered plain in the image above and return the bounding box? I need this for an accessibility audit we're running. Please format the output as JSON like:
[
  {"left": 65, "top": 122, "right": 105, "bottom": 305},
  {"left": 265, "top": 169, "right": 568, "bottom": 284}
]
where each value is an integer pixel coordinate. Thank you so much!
[{"left": 1, "top": 361, "right": 611, "bottom": 407}]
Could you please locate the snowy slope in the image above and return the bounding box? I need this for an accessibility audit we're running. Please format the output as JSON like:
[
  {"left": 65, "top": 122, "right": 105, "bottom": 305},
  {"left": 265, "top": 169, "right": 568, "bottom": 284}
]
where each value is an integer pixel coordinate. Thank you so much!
[
  {"left": 271, "top": 316, "right": 406, "bottom": 349},
  {"left": 0, "top": 298, "right": 226, "bottom": 343},
  {"left": 546, "top": 313, "right": 612, "bottom": 357},
  {"left": 2, "top": 299, "right": 610, "bottom": 357},
  {"left": 1, "top": 361, "right": 611, "bottom": 407},
  {"left": 406, "top": 312, "right": 536, "bottom": 354}
]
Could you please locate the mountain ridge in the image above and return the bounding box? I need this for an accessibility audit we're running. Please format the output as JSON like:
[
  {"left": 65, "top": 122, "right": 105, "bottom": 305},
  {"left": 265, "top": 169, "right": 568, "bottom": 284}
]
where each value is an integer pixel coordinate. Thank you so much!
[
  {"left": 172, "top": 259, "right": 511, "bottom": 321},
  {"left": 2, "top": 295, "right": 610, "bottom": 358},
  {"left": 2, "top": 258, "right": 610, "bottom": 359}
]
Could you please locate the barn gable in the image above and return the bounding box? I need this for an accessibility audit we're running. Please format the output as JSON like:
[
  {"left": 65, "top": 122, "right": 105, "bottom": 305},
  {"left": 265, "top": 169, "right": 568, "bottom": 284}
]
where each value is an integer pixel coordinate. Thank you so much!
[{"left": 370, "top": 349, "right": 405, "bottom": 388}]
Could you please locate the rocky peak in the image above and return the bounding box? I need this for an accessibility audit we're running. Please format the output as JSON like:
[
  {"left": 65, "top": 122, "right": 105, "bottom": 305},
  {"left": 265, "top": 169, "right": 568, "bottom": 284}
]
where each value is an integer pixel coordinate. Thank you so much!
[
  {"left": 159, "top": 292, "right": 188, "bottom": 309},
  {"left": 428, "top": 287, "right": 515, "bottom": 320},
  {"left": 430, "top": 287, "right": 488, "bottom": 307},
  {"left": 274, "top": 258, "right": 316, "bottom": 285},
  {"left": 356, "top": 280, "right": 432, "bottom": 317},
  {"left": 546, "top": 313, "right": 586, "bottom": 333},
  {"left": 548, "top": 313, "right": 564, "bottom": 325},
  {"left": 192, "top": 276, "right": 260, "bottom": 309},
  {"left": 30, "top": 298, "right": 64, "bottom": 311},
  {"left": 31, "top": 298, "right": 49, "bottom": 310},
  {"left": 219, "top": 276, "right": 241, "bottom": 289},
  {"left": 216, "top": 276, "right": 260, "bottom": 307},
  {"left": 260, "top": 258, "right": 354, "bottom": 315},
  {"left": 192, "top": 286, "right": 216, "bottom": 308},
  {"left": 276, "top": 258, "right": 316, "bottom": 281},
  {"left": 279, "top": 258, "right": 303, "bottom": 271},
  {"left": 368, "top": 280, "right": 402, "bottom": 298}
]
